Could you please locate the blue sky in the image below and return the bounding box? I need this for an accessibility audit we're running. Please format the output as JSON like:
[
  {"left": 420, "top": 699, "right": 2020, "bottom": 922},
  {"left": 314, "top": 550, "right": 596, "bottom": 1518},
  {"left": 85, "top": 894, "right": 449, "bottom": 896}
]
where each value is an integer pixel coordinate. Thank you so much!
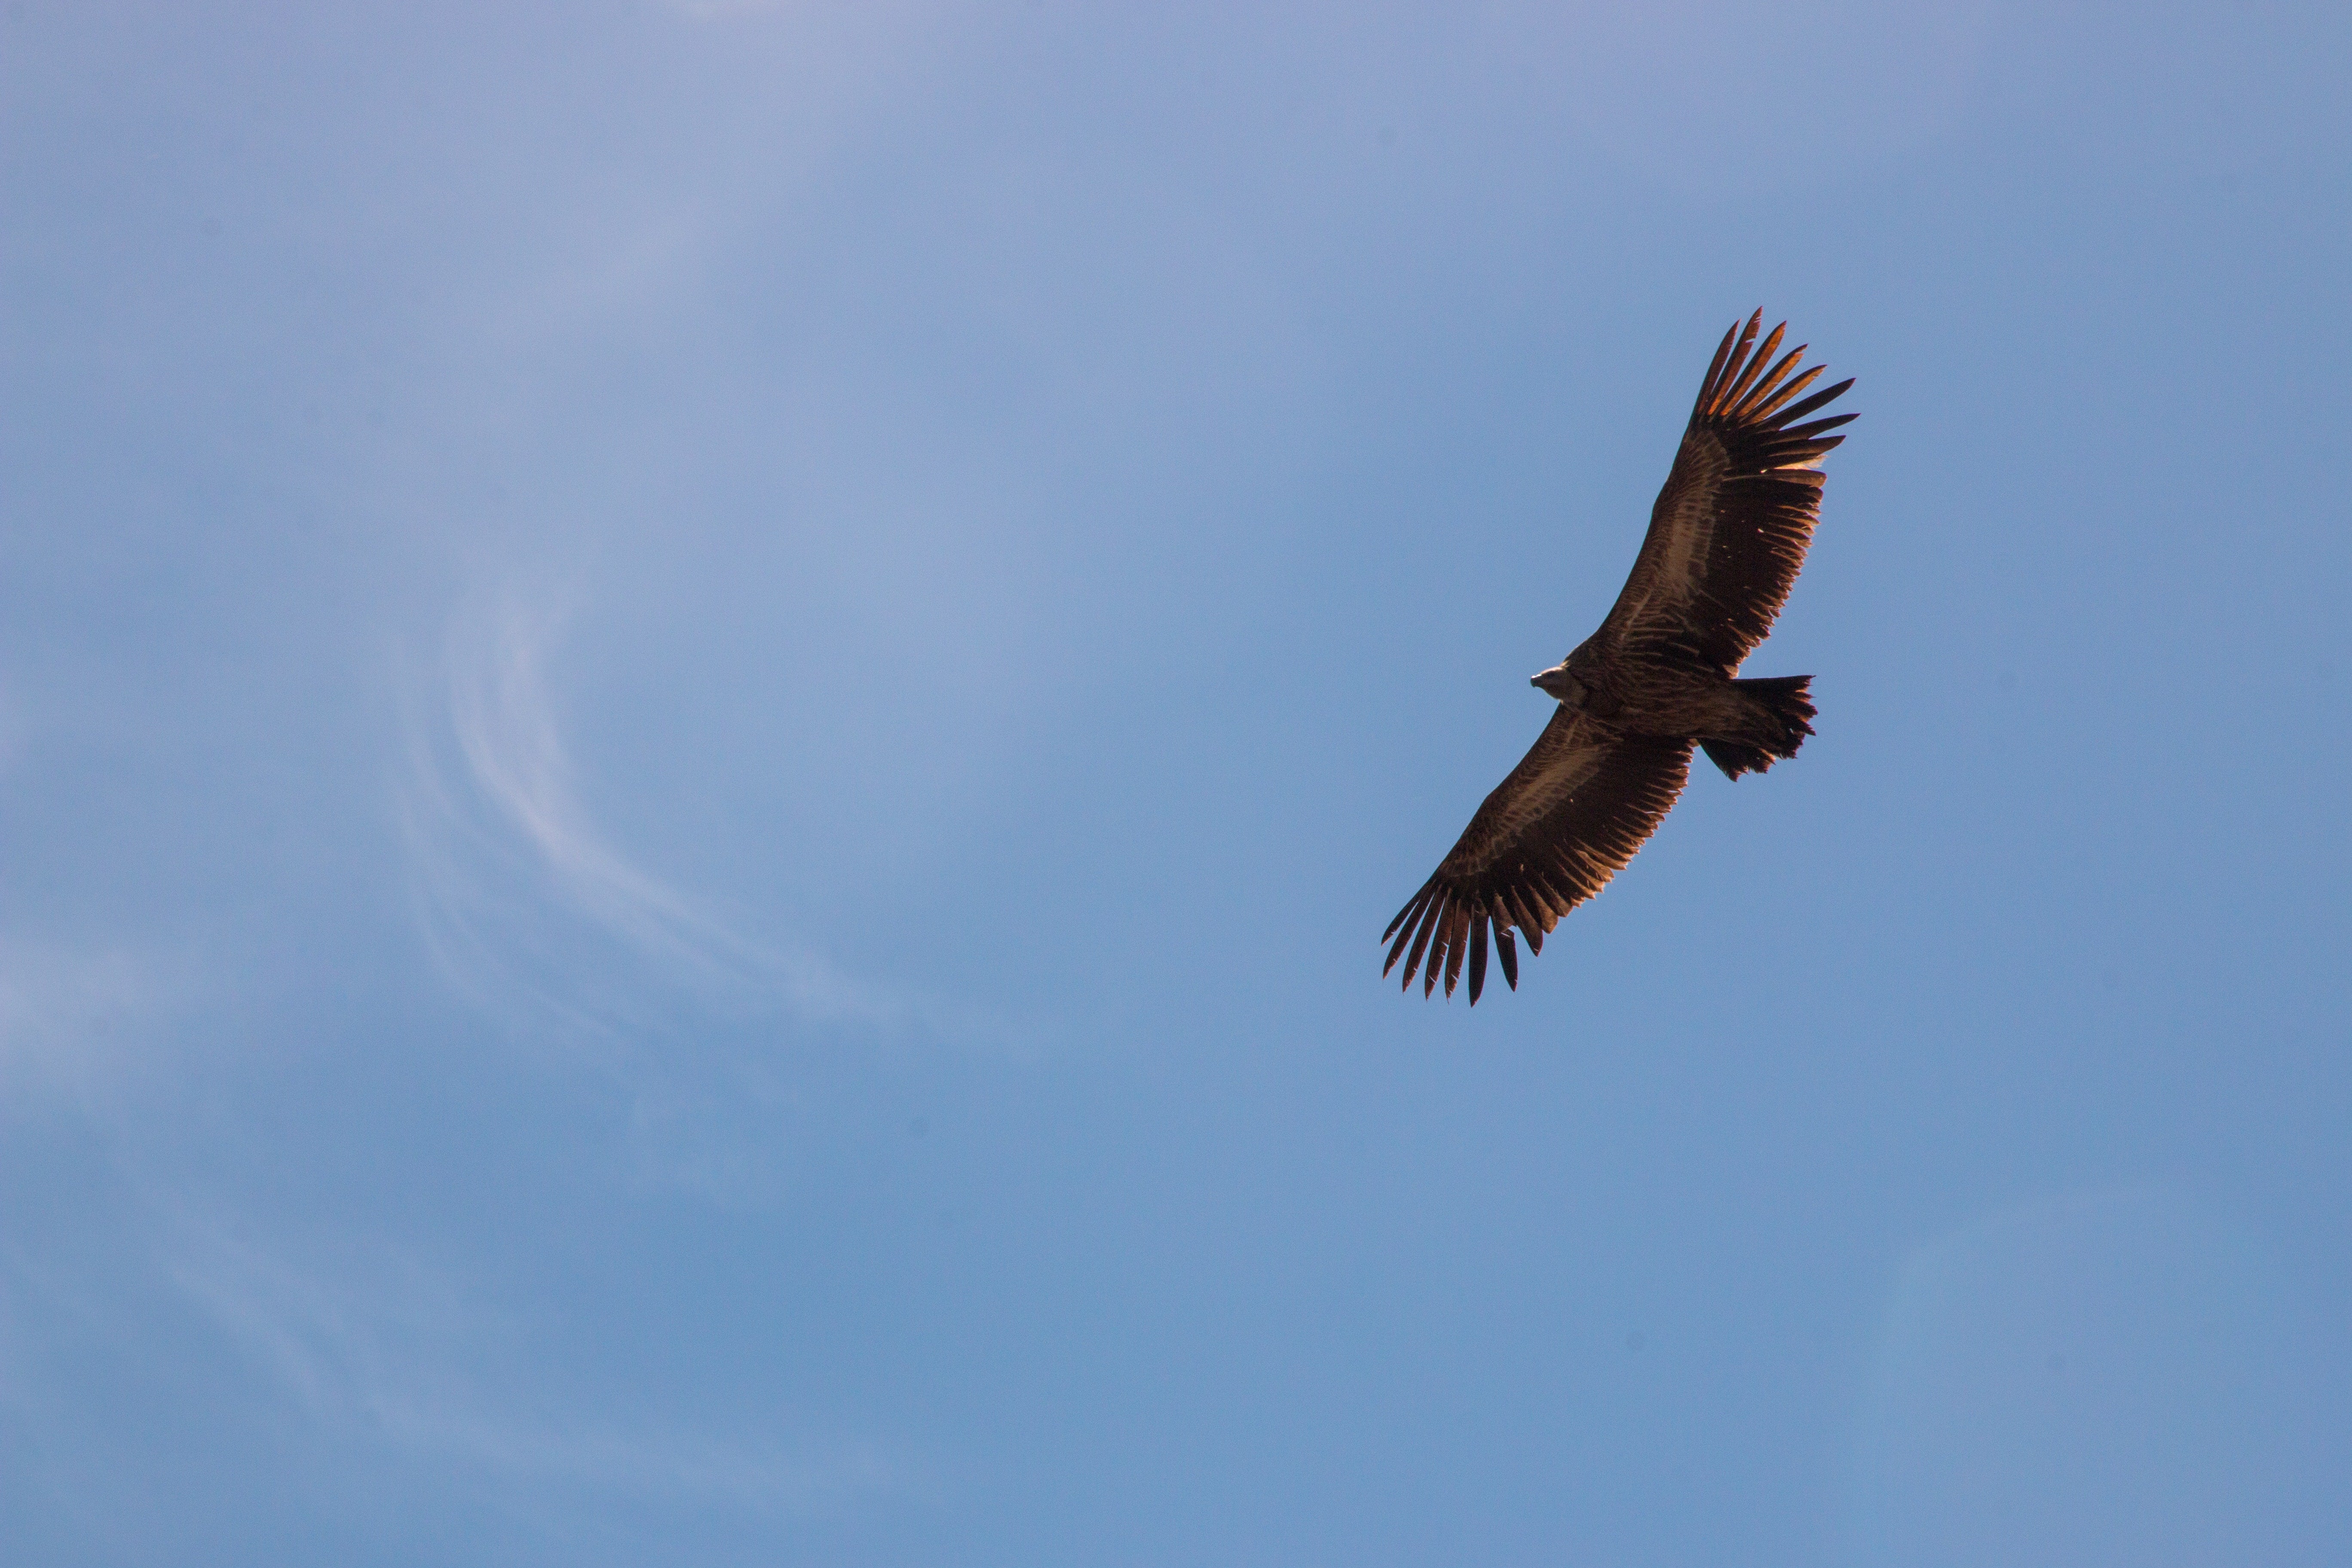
[{"left": 5, "top": 2, "right": 2349, "bottom": 1563}]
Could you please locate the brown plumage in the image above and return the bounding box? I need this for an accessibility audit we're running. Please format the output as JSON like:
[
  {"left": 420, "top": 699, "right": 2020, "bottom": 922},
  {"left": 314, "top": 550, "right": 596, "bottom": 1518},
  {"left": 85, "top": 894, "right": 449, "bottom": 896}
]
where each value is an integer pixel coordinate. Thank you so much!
[{"left": 1384, "top": 312, "right": 1854, "bottom": 1003}]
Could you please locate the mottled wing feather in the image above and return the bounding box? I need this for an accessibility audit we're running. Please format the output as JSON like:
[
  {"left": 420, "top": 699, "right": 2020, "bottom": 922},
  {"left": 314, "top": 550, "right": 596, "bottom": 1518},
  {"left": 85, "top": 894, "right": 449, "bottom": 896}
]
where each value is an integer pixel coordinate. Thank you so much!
[
  {"left": 1382, "top": 709, "right": 1694, "bottom": 1003},
  {"left": 1597, "top": 312, "right": 1856, "bottom": 673}
]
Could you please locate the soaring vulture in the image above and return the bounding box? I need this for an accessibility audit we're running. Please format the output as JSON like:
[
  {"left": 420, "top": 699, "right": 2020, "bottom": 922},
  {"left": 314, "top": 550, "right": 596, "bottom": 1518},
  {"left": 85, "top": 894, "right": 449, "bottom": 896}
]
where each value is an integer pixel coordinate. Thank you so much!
[{"left": 1384, "top": 312, "right": 1854, "bottom": 1003}]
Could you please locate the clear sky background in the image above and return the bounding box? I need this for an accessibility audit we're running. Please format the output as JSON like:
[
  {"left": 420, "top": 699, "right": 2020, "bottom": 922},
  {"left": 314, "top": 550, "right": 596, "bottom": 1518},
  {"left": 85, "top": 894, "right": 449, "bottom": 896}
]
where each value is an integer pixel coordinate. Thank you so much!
[{"left": 5, "top": 3, "right": 2349, "bottom": 1564}]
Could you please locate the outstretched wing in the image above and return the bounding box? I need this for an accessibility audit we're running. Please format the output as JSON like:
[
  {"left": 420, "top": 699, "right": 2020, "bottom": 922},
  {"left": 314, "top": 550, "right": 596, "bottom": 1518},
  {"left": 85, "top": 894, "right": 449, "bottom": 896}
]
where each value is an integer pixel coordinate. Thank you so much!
[
  {"left": 1383, "top": 710, "right": 1693, "bottom": 1004},
  {"left": 1596, "top": 312, "right": 1855, "bottom": 673}
]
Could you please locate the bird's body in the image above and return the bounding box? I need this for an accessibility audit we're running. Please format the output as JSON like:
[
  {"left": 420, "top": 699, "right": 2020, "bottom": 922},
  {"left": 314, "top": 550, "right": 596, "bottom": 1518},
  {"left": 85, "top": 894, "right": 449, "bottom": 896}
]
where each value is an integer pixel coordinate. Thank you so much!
[{"left": 1384, "top": 313, "right": 1854, "bottom": 1003}]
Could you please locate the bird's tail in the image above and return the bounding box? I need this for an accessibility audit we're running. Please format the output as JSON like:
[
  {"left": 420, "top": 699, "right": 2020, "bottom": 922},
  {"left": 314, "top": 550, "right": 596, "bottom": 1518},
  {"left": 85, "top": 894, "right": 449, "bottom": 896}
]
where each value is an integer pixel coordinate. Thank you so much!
[{"left": 1701, "top": 675, "right": 1814, "bottom": 780}]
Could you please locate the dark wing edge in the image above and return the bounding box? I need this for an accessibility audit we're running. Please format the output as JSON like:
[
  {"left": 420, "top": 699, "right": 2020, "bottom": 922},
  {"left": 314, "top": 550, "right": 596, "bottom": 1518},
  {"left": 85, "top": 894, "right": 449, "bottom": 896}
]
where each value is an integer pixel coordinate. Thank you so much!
[
  {"left": 1598, "top": 311, "right": 1856, "bottom": 672},
  {"left": 1383, "top": 722, "right": 1694, "bottom": 1004}
]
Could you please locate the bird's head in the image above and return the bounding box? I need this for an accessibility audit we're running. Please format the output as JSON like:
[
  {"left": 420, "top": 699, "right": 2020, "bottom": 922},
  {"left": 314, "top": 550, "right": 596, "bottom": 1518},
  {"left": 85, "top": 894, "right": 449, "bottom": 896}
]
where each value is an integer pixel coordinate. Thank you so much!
[{"left": 1530, "top": 662, "right": 1584, "bottom": 705}]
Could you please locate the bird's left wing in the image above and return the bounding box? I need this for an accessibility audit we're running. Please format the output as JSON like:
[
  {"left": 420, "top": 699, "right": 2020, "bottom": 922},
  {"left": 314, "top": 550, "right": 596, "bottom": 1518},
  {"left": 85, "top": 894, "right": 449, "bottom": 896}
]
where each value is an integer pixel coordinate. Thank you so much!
[
  {"left": 1595, "top": 313, "right": 1855, "bottom": 673},
  {"left": 1384, "top": 710, "right": 1693, "bottom": 1003}
]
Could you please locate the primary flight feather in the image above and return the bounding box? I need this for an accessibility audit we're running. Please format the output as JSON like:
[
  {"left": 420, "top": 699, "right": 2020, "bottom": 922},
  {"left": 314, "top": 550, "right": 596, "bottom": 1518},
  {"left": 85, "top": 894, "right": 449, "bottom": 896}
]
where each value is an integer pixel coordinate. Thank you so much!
[{"left": 1384, "top": 312, "right": 1855, "bottom": 1004}]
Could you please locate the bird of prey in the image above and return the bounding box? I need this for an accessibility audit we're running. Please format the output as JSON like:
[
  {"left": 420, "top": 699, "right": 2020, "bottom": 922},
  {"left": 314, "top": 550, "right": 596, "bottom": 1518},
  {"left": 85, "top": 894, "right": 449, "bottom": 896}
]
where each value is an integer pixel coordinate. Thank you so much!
[{"left": 1383, "top": 312, "right": 1854, "bottom": 1004}]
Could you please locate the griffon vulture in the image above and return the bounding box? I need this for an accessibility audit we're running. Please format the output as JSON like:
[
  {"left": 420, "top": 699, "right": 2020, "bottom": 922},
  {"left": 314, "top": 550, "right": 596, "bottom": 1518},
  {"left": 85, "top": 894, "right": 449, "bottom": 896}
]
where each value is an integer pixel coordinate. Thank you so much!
[{"left": 1383, "top": 312, "right": 1855, "bottom": 1003}]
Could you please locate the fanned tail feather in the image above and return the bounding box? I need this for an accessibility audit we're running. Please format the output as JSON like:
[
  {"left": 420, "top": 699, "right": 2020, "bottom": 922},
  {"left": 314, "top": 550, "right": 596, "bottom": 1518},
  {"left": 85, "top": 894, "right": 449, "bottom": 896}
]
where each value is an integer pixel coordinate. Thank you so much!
[{"left": 1703, "top": 674, "right": 1815, "bottom": 780}]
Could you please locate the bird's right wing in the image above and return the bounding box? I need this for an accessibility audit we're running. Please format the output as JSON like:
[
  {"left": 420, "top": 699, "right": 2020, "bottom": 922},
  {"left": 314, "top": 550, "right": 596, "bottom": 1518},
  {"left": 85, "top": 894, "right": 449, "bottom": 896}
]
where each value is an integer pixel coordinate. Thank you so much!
[{"left": 1384, "top": 709, "right": 1693, "bottom": 1003}]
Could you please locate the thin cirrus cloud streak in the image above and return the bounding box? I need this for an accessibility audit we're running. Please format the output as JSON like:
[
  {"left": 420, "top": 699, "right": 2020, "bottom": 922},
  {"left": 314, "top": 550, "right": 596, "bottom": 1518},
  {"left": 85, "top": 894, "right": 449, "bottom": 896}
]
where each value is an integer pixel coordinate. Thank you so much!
[
  {"left": 398, "top": 580, "right": 905, "bottom": 1045},
  {"left": 161, "top": 1204, "right": 898, "bottom": 1514}
]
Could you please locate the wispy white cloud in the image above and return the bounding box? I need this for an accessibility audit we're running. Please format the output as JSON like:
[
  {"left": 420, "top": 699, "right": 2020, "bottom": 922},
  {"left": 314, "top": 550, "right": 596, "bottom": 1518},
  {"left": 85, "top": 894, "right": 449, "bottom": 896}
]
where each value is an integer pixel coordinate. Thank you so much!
[
  {"left": 370, "top": 1404, "right": 897, "bottom": 1513},
  {"left": 404, "top": 583, "right": 875, "bottom": 1025},
  {"left": 401, "top": 581, "right": 900, "bottom": 1036},
  {"left": 162, "top": 1205, "right": 898, "bottom": 1513}
]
